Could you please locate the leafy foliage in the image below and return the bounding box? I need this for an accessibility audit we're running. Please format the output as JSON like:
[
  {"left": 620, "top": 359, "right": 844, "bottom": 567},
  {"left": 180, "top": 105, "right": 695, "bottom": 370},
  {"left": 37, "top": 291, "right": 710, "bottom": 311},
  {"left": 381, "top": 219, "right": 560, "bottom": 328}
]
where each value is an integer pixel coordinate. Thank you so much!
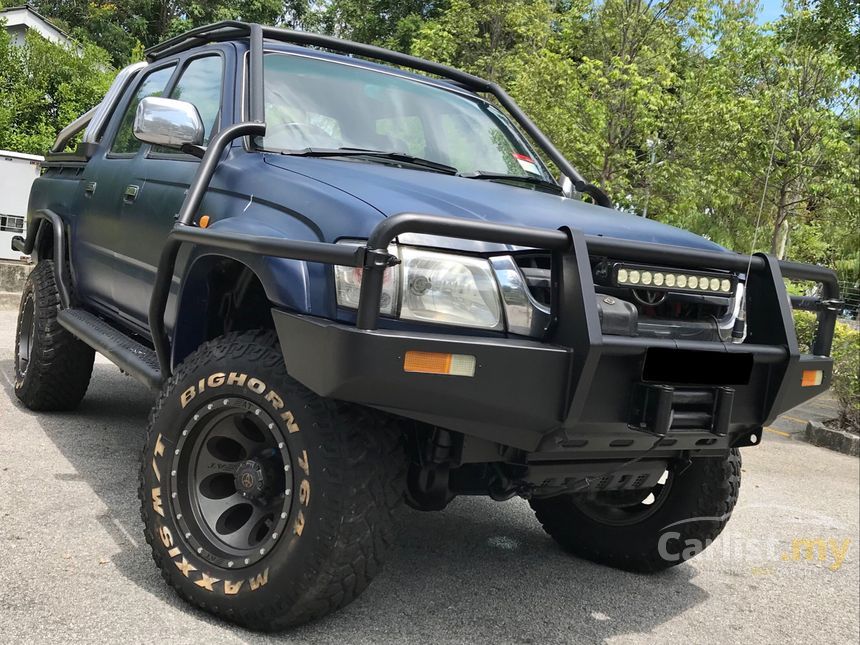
[
  {"left": 0, "top": 24, "right": 112, "bottom": 154},
  {"left": 794, "top": 310, "right": 859, "bottom": 430},
  {"left": 407, "top": 0, "right": 858, "bottom": 267},
  {"left": 1, "top": 1, "right": 310, "bottom": 66}
]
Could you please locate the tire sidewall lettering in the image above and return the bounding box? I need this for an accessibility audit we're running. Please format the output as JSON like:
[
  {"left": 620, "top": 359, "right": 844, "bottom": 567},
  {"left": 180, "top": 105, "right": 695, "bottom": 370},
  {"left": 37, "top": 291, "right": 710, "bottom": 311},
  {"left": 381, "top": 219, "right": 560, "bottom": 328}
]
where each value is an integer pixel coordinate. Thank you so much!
[{"left": 147, "top": 370, "right": 312, "bottom": 599}]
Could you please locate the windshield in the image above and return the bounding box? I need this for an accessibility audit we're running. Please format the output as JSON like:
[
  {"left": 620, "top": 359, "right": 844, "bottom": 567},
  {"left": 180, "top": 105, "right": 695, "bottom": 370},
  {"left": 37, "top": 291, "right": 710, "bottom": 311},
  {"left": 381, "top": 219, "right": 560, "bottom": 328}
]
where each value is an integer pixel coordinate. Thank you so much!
[{"left": 260, "top": 52, "right": 552, "bottom": 181}]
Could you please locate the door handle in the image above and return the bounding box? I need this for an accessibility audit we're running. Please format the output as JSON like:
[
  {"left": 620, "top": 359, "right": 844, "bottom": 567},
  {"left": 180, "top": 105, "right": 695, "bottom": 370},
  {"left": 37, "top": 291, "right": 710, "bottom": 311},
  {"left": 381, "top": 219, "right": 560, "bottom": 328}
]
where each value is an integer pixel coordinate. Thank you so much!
[
  {"left": 123, "top": 184, "right": 140, "bottom": 203},
  {"left": 84, "top": 181, "right": 97, "bottom": 197}
]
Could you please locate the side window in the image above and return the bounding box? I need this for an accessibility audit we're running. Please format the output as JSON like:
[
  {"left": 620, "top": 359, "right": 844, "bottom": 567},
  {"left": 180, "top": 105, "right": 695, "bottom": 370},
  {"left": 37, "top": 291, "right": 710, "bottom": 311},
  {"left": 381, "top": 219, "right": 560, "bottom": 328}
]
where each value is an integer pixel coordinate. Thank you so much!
[
  {"left": 110, "top": 65, "right": 176, "bottom": 155},
  {"left": 165, "top": 55, "right": 224, "bottom": 146}
]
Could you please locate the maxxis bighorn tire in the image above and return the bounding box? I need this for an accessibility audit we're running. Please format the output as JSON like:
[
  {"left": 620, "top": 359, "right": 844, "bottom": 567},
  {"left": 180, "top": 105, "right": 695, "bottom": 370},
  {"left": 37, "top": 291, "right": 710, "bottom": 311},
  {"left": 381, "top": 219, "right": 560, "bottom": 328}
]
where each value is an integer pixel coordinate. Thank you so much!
[
  {"left": 139, "top": 330, "right": 406, "bottom": 630},
  {"left": 14, "top": 260, "right": 94, "bottom": 411},
  {"left": 530, "top": 450, "right": 741, "bottom": 572}
]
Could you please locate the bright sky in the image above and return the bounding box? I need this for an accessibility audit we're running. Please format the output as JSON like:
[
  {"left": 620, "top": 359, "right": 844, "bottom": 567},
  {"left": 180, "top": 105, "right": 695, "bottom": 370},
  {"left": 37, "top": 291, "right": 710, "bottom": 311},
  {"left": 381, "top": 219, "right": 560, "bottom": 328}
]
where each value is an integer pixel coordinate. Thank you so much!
[{"left": 756, "top": 0, "right": 785, "bottom": 24}]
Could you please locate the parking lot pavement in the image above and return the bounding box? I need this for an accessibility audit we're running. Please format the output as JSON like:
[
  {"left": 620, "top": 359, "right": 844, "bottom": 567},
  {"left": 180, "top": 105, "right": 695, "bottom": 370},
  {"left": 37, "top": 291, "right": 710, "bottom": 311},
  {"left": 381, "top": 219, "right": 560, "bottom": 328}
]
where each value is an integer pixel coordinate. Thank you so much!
[
  {"left": 765, "top": 391, "right": 841, "bottom": 438},
  {"left": 0, "top": 307, "right": 858, "bottom": 645}
]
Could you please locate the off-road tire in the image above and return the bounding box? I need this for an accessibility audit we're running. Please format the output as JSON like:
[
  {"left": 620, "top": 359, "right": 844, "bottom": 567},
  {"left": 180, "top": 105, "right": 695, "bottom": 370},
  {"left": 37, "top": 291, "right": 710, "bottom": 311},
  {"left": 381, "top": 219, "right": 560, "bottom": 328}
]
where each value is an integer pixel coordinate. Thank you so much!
[
  {"left": 14, "top": 260, "right": 94, "bottom": 411},
  {"left": 530, "top": 450, "right": 741, "bottom": 572},
  {"left": 139, "top": 330, "right": 406, "bottom": 630}
]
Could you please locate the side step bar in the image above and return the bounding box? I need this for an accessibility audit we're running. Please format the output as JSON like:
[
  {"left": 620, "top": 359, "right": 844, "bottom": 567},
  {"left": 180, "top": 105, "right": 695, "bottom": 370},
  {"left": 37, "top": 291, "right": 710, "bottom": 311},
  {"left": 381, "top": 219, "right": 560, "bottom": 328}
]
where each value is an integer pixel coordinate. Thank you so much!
[{"left": 57, "top": 309, "right": 162, "bottom": 390}]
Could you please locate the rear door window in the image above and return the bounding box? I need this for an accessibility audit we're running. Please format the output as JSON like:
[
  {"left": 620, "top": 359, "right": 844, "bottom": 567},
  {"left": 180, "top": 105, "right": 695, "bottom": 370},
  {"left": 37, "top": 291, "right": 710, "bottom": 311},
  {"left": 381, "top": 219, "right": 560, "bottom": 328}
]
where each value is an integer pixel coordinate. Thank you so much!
[
  {"left": 110, "top": 65, "right": 176, "bottom": 155},
  {"left": 163, "top": 55, "right": 224, "bottom": 146}
]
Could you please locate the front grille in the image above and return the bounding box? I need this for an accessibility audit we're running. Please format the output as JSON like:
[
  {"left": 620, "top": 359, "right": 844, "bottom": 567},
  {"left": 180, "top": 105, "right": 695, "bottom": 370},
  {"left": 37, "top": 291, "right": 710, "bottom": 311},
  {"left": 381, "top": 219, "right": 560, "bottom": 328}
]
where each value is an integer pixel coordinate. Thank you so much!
[
  {"left": 514, "top": 252, "right": 734, "bottom": 340},
  {"left": 515, "top": 253, "right": 552, "bottom": 307}
]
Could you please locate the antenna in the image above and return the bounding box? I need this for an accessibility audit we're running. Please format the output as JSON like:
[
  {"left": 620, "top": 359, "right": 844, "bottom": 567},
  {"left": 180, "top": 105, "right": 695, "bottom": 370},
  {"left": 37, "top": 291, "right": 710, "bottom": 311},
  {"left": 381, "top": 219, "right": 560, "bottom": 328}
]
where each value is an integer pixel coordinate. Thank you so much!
[{"left": 733, "top": 2, "right": 804, "bottom": 340}]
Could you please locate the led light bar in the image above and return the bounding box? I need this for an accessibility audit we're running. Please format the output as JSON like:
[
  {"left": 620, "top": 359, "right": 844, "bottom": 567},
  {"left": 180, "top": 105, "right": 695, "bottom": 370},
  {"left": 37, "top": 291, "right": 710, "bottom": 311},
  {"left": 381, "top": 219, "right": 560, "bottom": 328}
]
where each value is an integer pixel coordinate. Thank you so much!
[{"left": 614, "top": 264, "right": 735, "bottom": 295}]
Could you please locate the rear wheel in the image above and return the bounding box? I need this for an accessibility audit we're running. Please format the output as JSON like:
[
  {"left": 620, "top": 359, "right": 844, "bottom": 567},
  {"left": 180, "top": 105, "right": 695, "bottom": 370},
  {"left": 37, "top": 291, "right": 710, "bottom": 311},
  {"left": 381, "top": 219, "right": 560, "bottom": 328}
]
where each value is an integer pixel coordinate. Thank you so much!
[
  {"left": 530, "top": 450, "right": 741, "bottom": 572},
  {"left": 139, "top": 330, "right": 406, "bottom": 630},
  {"left": 14, "top": 260, "right": 94, "bottom": 411}
]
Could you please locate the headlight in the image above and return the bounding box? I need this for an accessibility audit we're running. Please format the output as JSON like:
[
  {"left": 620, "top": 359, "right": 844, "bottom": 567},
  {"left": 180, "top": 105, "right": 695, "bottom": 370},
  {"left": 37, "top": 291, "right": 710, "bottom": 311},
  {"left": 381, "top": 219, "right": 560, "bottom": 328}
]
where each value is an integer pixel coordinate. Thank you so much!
[
  {"left": 333, "top": 243, "right": 398, "bottom": 315},
  {"left": 399, "top": 247, "right": 502, "bottom": 329},
  {"left": 334, "top": 243, "right": 503, "bottom": 330}
]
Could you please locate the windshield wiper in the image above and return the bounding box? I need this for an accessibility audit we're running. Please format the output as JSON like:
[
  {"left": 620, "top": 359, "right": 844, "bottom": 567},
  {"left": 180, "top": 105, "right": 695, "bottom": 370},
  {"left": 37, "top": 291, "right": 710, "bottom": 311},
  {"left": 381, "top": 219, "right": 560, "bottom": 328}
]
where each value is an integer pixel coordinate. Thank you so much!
[
  {"left": 285, "top": 147, "right": 459, "bottom": 175},
  {"left": 459, "top": 171, "right": 562, "bottom": 194}
]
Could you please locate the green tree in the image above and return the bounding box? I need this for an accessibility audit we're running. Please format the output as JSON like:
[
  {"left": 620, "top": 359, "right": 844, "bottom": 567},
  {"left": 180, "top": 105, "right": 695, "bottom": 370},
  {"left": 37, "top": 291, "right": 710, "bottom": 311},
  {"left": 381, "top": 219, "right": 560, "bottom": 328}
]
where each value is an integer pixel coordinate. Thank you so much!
[
  {"left": 318, "top": 1, "right": 446, "bottom": 51},
  {"left": 0, "top": 24, "right": 113, "bottom": 154},
  {"left": 4, "top": 1, "right": 312, "bottom": 66}
]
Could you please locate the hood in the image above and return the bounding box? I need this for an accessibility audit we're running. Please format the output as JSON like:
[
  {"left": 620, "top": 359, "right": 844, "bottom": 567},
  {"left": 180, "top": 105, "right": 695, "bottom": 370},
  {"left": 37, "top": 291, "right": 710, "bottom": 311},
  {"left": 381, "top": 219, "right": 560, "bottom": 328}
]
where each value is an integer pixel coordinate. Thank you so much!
[{"left": 264, "top": 155, "right": 725, "bottom": 253}]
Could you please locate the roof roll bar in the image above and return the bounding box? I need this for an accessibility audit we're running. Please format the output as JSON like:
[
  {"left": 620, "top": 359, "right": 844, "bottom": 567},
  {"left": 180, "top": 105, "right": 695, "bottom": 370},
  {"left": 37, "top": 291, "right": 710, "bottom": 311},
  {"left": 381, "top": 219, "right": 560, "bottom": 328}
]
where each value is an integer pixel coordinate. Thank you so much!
[{"left": 145, "top": 21, "right": 612, "bottom": 207}]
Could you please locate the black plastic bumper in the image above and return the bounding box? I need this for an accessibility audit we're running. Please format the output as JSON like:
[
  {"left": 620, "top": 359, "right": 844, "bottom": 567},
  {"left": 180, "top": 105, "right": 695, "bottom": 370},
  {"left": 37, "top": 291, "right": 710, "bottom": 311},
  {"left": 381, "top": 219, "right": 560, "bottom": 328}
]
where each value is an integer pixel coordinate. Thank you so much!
[{"left": 273, "top": 310, "right": 832, "bottom": 452}]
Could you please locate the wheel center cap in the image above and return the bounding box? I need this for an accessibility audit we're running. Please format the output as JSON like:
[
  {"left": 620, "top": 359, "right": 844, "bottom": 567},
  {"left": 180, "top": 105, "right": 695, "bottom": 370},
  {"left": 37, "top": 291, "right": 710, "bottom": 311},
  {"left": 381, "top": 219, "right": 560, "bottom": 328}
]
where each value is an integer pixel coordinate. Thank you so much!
[{"left": 234, "top": 460, "right": 265, "bottom": 498}]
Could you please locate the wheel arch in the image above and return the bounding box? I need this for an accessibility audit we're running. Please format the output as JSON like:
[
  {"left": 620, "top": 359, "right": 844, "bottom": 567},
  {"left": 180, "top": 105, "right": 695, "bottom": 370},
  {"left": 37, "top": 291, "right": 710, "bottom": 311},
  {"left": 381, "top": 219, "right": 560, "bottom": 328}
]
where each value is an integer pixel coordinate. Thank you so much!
[
  {"left": 172, "top": 254, "right": 273, "bottom": 367},
  {"left": 171, "top": 247, "right": 336, "bottom": 368},
  {"left": 32, "top": 219, "right": 54, "bottom": 261}
]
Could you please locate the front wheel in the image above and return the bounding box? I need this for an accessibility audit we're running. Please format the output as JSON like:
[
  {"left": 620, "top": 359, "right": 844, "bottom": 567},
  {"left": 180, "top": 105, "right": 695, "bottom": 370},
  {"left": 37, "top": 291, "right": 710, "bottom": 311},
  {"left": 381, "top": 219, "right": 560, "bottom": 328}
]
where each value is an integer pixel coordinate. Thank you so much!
[
  {"left": 139, "top": 330, "right": 406, "bottom": 630},
  {"left": 530, "top": 450, "right": 741, "bottom": 572}
]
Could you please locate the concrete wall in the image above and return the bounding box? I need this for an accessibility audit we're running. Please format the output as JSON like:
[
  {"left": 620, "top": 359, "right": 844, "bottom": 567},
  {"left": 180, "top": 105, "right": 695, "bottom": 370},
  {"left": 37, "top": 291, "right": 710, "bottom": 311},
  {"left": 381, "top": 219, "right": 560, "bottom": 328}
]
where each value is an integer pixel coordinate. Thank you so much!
[{"left": 0, "top": 260, "right": 29, "bottom": 309}]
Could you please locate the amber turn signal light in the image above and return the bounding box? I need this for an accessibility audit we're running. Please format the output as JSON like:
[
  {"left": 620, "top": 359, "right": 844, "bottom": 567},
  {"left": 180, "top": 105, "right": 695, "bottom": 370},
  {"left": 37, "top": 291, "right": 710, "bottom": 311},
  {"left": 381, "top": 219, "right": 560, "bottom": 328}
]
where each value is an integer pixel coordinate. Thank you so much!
[
  {"left": 801, "top": 369, "right": 823, "bottom": 387},
  {"left": 403, "top": 351, "right": 476, "bottom": 377}
]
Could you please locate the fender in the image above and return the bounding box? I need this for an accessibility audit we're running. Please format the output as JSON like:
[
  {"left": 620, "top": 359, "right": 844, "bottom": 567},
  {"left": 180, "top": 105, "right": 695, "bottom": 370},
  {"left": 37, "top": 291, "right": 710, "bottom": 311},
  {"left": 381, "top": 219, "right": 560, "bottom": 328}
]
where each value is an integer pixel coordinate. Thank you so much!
[
  {"left": 11, "top": 209, "right": 71, "bottom": 308},
  {"left": 169, "top": 217, "right": 336, "bottom": 368}
]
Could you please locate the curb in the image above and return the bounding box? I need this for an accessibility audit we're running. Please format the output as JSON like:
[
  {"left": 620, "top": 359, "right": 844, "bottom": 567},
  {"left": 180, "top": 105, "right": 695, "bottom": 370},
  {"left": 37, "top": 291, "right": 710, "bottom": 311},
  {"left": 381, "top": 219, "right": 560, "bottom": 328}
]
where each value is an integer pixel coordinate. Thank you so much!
[{"left": 804, "top": 421, "right": 859, "bottom": 457}]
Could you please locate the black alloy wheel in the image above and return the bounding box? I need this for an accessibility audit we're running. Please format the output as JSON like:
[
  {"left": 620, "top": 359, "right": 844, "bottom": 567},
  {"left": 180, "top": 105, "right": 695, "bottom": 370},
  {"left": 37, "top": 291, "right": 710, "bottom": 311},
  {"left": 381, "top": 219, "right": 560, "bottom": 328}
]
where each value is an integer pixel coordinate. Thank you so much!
[
  {"left": 572, "top": 468, "right": 674, "bottom": 527},
  {"left": 16, "top": 293, "right": 36, "bottom": 377},
  {"left": 174, "top": 398, "right": 292, "bottom": 569}
]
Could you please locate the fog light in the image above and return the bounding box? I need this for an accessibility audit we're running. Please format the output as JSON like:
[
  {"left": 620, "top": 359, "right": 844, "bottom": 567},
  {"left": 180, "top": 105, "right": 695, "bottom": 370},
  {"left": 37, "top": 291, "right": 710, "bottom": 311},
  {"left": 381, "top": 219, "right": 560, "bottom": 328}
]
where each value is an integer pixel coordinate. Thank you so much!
[{"left": 403, "top": 351, "right": 476, "bottom": 377}]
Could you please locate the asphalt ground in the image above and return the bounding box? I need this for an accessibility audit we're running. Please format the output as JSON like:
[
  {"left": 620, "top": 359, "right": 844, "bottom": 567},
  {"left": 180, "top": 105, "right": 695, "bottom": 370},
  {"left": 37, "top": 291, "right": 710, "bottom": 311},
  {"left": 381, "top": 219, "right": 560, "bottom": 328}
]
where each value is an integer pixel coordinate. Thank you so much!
[{"left": 0, "top": 307, "right": 858, "bottom": 644}]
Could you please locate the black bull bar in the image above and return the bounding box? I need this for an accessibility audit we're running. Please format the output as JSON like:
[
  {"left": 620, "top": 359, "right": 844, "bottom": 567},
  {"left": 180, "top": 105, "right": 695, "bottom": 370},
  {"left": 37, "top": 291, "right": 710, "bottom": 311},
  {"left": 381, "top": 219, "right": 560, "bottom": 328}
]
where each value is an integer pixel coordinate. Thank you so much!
[{"left": 146, "top": 212, "right": 839, "bottom": 452}]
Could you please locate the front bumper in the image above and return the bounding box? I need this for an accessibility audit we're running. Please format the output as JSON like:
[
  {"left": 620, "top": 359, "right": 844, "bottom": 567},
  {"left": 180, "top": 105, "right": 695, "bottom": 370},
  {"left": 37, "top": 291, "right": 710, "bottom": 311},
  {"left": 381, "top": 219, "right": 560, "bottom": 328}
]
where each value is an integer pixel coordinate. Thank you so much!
[
  {"left": 154, "top": 211, "right": 837, "bottom": 455},
  {"left": 273, "top": 310, "right": 832, "bottom": 453},
  {"left": 267, "top": 214, "right": 838, "bottom": 455}
]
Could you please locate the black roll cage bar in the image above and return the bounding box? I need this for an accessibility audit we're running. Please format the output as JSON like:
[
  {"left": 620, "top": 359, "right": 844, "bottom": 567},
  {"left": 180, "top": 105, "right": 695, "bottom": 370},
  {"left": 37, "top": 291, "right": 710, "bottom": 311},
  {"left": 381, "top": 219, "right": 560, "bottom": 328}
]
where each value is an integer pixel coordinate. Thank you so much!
[{"left": 144, "top": 20, "right": 610, "bottom": 206}]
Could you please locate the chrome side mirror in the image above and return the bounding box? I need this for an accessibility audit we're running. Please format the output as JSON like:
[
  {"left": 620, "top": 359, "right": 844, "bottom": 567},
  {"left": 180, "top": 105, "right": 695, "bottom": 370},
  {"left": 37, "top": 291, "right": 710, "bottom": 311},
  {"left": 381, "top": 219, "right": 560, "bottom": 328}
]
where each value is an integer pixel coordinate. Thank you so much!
[{"left": 133, "top": 97, "right": 204, "bottom": 149}]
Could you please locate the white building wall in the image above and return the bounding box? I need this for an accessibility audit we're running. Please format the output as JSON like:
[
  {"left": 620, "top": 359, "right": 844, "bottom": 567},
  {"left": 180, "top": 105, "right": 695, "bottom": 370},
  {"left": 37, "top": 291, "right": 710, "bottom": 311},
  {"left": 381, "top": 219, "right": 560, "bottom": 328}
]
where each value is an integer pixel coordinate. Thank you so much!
[
  {"left": 1, "top": 6, "right": 71, "bottom": 46},
  {"left": 0, "top": 151, "right": 43, "bottom": 261}
]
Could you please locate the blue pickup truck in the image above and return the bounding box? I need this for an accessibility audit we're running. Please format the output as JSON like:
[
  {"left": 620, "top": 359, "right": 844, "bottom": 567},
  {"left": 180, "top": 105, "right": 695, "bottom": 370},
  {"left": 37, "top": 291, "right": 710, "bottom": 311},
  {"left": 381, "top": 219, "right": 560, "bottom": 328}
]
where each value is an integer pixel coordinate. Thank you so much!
[{"left": 12, "top": 21, "right": 839, "bottom": 630}]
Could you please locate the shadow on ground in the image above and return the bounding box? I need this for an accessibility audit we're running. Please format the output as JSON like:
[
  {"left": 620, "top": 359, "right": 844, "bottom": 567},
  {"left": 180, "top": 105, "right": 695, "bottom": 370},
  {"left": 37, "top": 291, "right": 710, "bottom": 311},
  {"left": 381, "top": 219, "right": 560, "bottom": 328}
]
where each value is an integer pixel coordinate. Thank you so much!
[{"left": 1, "top": 358, "right": 709, "bottom": 643}]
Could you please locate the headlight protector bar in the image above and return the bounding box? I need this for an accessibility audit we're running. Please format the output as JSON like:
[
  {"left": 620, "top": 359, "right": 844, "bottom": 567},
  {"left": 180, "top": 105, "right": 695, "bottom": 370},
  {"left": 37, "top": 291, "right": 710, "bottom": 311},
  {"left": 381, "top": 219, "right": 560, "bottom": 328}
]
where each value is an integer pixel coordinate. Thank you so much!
[{"left": 141, "top": 211, "right": 839, "bottom": 391}]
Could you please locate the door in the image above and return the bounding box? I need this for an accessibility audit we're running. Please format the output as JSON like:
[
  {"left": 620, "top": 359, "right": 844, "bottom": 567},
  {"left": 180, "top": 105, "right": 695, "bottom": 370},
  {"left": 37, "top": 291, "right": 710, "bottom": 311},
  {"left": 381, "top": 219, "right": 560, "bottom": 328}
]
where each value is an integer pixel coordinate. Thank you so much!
[
  {"left": 112, "top": 54, "right": 226, "bottom": 328},
  {"left": 74, "top": 63, "right": 177, "bottom": 321}
]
